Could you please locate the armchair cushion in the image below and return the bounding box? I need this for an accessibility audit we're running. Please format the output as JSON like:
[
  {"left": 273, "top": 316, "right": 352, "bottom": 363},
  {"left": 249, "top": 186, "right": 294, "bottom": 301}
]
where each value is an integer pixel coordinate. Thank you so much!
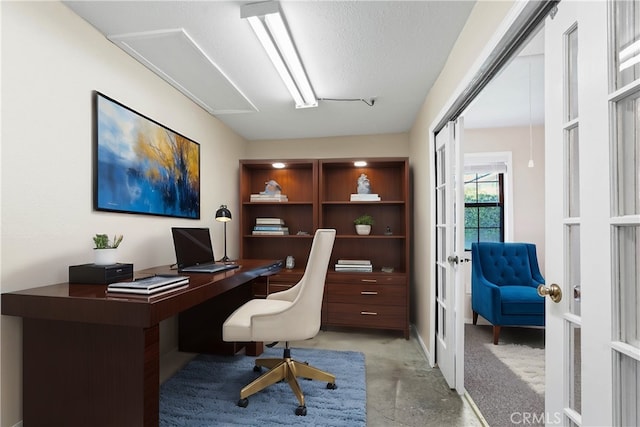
[{"left": 500, "top": 286, "right": 545, "bottom": 316}]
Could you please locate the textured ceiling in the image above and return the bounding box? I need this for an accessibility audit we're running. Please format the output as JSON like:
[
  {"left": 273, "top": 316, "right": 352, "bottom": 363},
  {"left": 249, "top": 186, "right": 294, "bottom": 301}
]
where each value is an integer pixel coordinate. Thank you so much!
[{"left": 63, "top": 1, "right": 541, "bottom": 141}]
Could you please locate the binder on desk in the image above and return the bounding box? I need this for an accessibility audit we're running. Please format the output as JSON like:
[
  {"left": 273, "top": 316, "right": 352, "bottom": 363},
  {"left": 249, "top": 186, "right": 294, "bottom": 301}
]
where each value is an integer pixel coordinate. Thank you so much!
[{"left": 107, "top": 274, "right": 189, "bottom": 295}]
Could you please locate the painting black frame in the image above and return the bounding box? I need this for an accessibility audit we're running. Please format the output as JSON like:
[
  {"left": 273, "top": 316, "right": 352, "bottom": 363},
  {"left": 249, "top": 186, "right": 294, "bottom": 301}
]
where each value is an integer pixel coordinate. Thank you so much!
[{"left": 93, "top": 92, "right": 201, "bottom": 219}]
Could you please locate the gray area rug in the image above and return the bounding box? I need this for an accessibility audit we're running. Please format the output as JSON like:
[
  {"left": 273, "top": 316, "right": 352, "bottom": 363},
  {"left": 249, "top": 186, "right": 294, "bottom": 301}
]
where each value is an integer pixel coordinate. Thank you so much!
[
  {"left": 160, "top": 347, "right": 366, "bottom": 426},
  {"left": 465, "top": 324, "right": 545, "bottom": 427}
]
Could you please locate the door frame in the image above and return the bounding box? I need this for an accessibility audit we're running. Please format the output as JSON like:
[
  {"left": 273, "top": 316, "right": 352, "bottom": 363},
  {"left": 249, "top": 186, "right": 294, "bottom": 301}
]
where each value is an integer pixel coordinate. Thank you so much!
[{"left": 428, "top": 0, "right": 556, "bottom": 380}]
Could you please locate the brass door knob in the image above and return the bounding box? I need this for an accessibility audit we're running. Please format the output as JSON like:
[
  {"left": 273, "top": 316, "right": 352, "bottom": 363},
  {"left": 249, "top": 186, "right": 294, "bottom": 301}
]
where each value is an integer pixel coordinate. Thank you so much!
[{"left": 537, "top": 283, "right": 562, "bottom": 303}]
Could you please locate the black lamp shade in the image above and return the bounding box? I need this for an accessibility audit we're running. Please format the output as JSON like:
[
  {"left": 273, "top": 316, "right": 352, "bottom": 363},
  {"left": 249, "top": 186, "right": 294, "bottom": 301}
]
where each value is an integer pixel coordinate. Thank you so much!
[{"left": 215, "top": 205, "right": 232, "bottom": 222}]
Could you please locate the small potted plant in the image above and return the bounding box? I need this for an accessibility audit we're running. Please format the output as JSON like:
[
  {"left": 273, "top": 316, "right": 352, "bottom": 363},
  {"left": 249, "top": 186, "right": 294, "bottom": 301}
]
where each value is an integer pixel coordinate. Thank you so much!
[
  {"left": 354, "top": 214, "right": 374, "bottom": 235},
  {"left": 93, "top": 234, "right": 123, "bottom": 265}
]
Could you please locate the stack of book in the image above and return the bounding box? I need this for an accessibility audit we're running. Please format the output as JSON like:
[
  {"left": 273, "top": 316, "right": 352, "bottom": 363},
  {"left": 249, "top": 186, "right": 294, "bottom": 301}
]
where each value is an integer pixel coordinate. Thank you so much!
[
  {"left": 335, "top": 259, "right": 373, "bottom": 272},
  {"left": 252, "top": 218, "right": 289, "bottom": 235},
  {"left": 250, "top": 192, "right": 289, "bottom": 202},
  {"left": 350, "top": 193, "right": 381, "bottom": 201},
  {"left": 107, "top": 274, "right": 189, "bottom": 296}
]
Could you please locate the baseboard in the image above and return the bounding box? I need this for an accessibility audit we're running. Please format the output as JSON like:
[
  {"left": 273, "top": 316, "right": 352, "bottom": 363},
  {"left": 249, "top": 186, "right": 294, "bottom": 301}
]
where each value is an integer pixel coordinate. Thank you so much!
[
  {"left": 160, "top": 347, "right": 198, "bottom": 384},
  {"left": 411, "top": 324, "right": 433, "bottom": 367}
]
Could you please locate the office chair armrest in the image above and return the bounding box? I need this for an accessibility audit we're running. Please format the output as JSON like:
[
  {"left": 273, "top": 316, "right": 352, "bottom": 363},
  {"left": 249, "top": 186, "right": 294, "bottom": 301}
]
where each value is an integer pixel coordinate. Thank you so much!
[{"left": 266, "top": 282, "right": 300, "bottom": 302}]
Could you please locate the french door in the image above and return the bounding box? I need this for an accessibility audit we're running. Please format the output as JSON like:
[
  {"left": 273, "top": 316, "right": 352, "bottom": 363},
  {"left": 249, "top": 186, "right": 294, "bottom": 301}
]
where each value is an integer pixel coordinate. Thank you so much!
[
  {"left": 544, "top": 1, "right": 639, "bottom": 425},
  {"left": 434, "top": 119, "right": 465, "bottom": 393}
]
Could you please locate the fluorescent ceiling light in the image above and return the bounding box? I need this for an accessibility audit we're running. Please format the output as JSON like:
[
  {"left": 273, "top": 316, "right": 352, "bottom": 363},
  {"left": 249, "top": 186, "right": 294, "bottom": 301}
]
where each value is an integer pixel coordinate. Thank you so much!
[{"left": 242, "top": 1, "right": 317, "bottom": 109}]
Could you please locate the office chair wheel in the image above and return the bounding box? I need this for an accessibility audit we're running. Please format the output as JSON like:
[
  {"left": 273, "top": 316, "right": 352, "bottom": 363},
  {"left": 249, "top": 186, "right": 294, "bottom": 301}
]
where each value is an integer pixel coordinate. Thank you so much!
[
  {"left": 295, "top": 405, "right": 307, "bottom": 416},
  {"left": 237, "top": 398, "right": 249, "bottom": 408},
  {"left": 253, "top": 365, "right": 262, "bottom": 372},
  {"left": 327, "top": 382, "right": 337, "bottom": 389}
]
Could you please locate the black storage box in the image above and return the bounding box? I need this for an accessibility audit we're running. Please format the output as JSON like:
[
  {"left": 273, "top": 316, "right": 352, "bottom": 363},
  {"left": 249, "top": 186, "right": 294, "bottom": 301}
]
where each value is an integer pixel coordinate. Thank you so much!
[{"left": 69, "top": 263, "right": 134, "bottom": 284}]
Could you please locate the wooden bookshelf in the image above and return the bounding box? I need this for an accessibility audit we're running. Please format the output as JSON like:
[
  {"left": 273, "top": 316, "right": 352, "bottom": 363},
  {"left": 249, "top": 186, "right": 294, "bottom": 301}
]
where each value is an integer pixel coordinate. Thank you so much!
[
  {"left": 239, "top": 157, "right": 410, "bottom": 338},
  {"left": 320, "top": 158, "right": 410, "bottom": 338}
]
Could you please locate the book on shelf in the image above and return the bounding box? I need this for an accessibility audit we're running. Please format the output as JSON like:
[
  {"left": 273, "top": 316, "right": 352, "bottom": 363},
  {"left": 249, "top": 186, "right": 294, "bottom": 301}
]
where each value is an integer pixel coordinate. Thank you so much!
[
  {"left": 253, "top": 225, "right": 288, "bottom": 231},
  {"left": 334, "top": 264, "right": 373, "bottom": 272},
  {"left": 107, "top": 274, "right": 189, "bottom": 295},
  {"left": 250, "top": 194, "right": 289, "bottom": 202},
  {"left": 252, "top": 228, "right": 289, "bottom": 235},
  {"left": 255, "top": 218, "right": 285, "bottom": 225},
  {"left": 350, "top": 194, "right": 381, "bottom": 201},
  {"left": 336, "top": 259, "right": 372, "bottom": 265}
]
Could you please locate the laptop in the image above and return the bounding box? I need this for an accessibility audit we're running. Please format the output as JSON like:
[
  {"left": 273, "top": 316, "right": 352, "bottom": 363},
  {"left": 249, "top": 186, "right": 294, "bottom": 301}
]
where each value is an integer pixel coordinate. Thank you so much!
[{"left": 171, "top": 227, "right": 239, "bottom": 274}]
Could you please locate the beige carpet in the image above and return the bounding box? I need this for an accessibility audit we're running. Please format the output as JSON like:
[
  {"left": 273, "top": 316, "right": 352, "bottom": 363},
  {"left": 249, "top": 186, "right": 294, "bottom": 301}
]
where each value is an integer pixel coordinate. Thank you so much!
[{"left": 485, "top": 342, "right": 545, "bottom": 394}]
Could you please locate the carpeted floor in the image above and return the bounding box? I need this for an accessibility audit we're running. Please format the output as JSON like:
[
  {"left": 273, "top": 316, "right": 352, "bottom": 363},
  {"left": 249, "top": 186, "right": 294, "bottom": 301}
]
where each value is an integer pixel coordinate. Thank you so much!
[
  {"left": 159, "top": 346, "right": 366, "bottom": 426},
  {"left": 465, "top": 324, "right": 545, "bottom": 427}
]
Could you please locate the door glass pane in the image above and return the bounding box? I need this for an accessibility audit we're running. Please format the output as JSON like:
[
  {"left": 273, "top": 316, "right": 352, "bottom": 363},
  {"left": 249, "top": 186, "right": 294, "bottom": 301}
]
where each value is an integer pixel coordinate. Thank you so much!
[
  {"left": 567, "top": 27, "right": 579, "bottom": 121},
  {"left": 436, "top": 148, "right": 445, "bottom": 186},
  {"left": 568, "top": 225, "right": 582, "bottom": 316},
  {"left": 441, "top": 267, "right": 447, "bottom": 300},
  {"left": 442, "top": 306, "right": 446, "bottom": 338},
  {"left": 616, "top": 352, "right": 639, "bottom": 426},
  {"left": 616, "top": 226, "right": 640, "bottom": 347},
  {"left": 568, "top": 322, "right": 582, "bottom": 414},
  {"left": 615, "top": 92, "right": 640, "bottom": 216},
  {"left": 437, "top": 187, "right": 446, "bottom": 224},
  {"left": 438, "top": 226, "right": 446, "bottom": 263},
  {"left": 613, "top": 0, "right": 640, "bottom": 88},
  {"left": 567, "top": 126, "right": 581, "bottom": 217}
]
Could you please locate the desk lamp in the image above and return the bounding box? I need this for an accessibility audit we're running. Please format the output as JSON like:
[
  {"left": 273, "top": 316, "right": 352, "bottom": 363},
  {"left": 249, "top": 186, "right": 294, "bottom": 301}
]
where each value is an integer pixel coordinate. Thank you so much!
[{"left": 215, "top": 204, "right": 232, "bottom": 262}]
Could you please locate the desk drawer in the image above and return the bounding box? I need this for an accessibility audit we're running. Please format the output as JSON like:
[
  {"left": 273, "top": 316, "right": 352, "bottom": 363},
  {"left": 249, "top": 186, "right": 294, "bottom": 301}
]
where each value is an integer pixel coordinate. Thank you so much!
[
  {"left": 326, "top": 303, "right": 406, "bottom": 329},
  {"left": 326, "top": 283, "right": 405, "bottom": 306},
  {"left": 327, "top": 272, "right": 406, "bottom": 285}
]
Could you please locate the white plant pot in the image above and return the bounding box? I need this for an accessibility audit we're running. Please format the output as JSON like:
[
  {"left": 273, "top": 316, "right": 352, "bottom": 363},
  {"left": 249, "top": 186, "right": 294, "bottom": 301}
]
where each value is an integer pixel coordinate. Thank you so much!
[
  {"left": 355, "top": 224, "right": 371, "bottom": 236},
  {"left": 94, "top": 248, "right": 118, "bottom": 265}
]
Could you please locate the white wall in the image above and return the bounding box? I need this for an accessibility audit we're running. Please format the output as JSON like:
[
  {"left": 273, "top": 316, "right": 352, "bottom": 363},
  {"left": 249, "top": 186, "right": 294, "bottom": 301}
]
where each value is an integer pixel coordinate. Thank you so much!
[
  {"left": 245, "top": 133, "right": 409, "bottom": 159},
  {"left": 1, "top": 2, "right": 247, "bottom": 425},
  {"left": 408, "top": 0, "right": 517, "bottom": 358},
  {"left": 462, "top": 125, "right": 546, "bottom": 322},
  {"left": 464, "top": 125, "right": 546, "bottom": 258}
]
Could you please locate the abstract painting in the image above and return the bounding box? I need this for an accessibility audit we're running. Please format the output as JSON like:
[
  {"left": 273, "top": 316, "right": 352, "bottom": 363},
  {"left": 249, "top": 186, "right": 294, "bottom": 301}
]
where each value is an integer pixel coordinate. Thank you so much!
[{"left": 94, "top": 92, "right": 200, "bottom": 219}]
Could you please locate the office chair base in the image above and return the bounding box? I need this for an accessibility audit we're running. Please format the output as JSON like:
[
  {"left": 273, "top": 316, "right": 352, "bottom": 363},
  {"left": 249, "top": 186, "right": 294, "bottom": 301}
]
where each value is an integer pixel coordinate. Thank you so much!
[{"left": 237, "top": 350, "right": 336, "bottom": 415}]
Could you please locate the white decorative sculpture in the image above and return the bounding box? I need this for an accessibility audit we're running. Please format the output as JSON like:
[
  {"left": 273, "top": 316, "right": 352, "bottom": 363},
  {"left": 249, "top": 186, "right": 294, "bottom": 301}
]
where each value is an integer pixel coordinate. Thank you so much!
[
  {"left": 262, "top": 179, "right": 282, "bottom": 195},
  {"left": 356, "top": 174, "right": 371, "bottom": 194}
]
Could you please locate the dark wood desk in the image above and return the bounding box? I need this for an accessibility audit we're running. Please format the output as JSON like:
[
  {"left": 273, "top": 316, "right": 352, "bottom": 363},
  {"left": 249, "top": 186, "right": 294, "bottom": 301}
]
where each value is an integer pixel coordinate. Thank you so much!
[{"left": 1, "top": 259, "right": 282, "bottom": 427}]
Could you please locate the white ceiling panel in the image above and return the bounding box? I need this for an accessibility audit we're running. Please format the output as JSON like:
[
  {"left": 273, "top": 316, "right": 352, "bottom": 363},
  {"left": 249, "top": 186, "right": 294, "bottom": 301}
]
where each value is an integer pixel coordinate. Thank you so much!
[{"left": 109, "top": 28, "right": 257, "bottom": 114}]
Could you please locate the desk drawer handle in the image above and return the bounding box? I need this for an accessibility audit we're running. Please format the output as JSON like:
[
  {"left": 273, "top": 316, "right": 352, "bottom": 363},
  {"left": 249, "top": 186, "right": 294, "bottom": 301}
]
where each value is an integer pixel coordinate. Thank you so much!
[
  {"left": 361, "top": 311, "right": 378, "bottom": 316},
  {"left": 361, "top": 291, "right": 378, "bottom": 295},
  {"left": 361, "top": 279, "right": 377, "bottom": 283}
]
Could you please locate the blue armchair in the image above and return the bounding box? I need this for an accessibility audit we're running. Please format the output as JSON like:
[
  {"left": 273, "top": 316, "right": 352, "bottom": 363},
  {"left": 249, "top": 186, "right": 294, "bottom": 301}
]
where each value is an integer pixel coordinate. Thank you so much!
[{"left": 471, "top": 242, "right": 545, "bottom": 345}]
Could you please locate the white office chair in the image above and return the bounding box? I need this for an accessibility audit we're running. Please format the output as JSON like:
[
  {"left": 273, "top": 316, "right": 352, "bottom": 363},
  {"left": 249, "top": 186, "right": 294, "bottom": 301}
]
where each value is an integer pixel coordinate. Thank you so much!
[{"left": 222, "top": 229, "right": 336, "bottom": 416}]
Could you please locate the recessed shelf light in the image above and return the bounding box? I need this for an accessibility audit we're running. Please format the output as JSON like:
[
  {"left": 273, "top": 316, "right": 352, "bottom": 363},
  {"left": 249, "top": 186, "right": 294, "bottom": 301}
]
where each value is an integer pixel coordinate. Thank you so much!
[
  {"left": 354, "top": 161, "right": 367, "bottom": 167},
  {"left": 272, "top": 162, "right": 286, "bottom": 169}
]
